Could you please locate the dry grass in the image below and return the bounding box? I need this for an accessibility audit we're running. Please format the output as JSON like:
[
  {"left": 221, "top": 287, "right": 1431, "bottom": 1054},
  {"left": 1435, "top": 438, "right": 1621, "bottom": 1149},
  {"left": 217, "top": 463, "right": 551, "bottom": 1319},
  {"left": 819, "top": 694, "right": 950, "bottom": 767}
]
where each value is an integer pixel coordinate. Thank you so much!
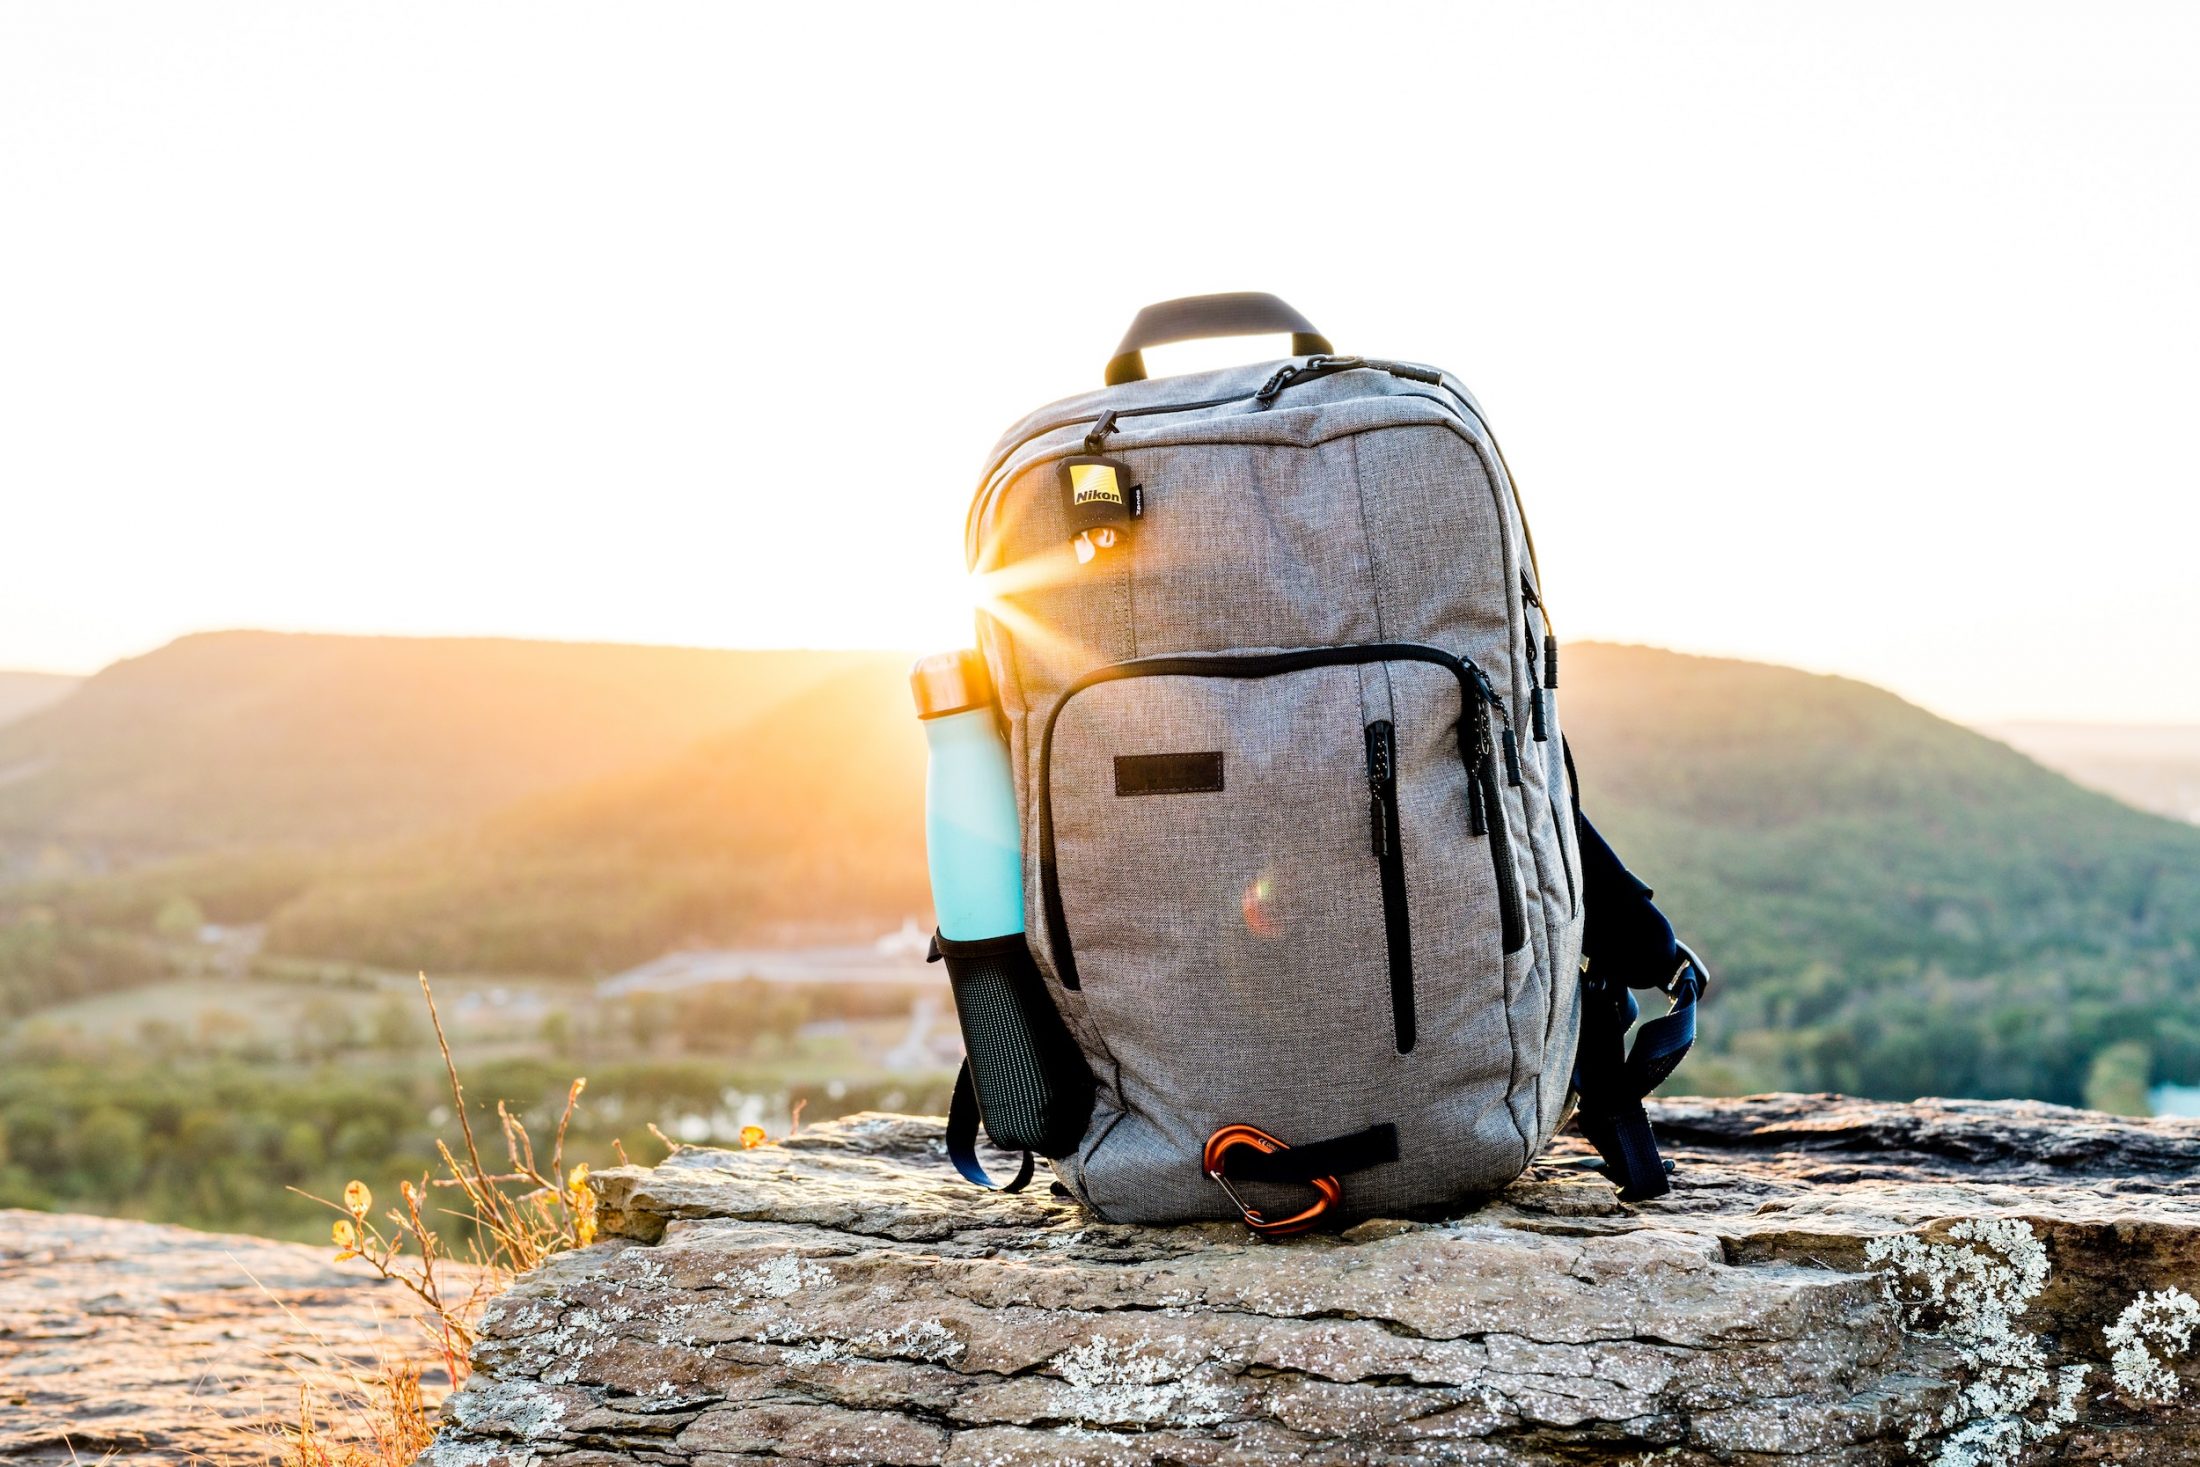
[
  {"left": 258, "top": 972, "right": 604, "bottom": 1463},
  {"left": 274, "top": 1367, "right": 434, "bottom": 1467}
]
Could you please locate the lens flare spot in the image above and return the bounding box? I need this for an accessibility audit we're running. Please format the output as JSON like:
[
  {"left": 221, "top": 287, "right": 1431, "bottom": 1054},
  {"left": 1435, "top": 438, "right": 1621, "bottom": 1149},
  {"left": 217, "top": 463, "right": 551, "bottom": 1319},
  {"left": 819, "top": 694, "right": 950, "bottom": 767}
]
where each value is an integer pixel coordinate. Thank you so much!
[{"left": 1241, "top": 870, "right": 1279, "bottom": 937}]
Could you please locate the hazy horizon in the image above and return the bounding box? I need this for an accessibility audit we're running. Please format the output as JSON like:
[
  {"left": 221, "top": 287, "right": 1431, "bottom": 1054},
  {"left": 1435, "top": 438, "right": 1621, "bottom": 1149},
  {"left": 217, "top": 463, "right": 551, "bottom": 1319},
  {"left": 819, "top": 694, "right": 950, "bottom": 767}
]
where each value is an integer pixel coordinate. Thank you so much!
[
  {"left": 6, "top": 3, "right": 2199, "bottom": 725},
  {"left": 14, "top": 630, "right": 2200, "bottom": 743}
]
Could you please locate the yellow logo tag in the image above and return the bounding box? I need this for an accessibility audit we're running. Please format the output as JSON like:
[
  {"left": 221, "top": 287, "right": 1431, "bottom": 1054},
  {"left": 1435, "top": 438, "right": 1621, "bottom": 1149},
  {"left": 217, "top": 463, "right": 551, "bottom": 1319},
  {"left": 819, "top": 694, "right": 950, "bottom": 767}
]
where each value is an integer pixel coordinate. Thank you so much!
[{"left": 1068, "top": 462, "right": 1124, "bottom": 507}]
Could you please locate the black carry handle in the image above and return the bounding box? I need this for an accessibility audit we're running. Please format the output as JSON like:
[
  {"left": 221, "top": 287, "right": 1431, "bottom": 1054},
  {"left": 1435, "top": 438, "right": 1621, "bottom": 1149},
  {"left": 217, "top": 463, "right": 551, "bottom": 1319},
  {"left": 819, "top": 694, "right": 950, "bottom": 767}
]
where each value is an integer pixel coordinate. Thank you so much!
[{"left": 1104, "top": 293, "right": 1333, "bottom": 386}]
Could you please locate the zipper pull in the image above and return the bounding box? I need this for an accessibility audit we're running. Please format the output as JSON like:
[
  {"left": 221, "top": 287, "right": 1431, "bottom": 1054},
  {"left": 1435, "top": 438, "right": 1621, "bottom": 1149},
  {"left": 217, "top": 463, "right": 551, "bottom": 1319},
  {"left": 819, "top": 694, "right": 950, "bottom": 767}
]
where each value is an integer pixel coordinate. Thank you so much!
[
  {"left": 1083, "top": 410, "right": 1119, "bottom": 454},
  {"left": 1465, "top": 704, "right": 1493, "bottom": 836},
  {"left": 1367, "top": 358, "right": 1445, "bottom": 385},
  {"left": 1521, "top": 575, "right": 1558, "bottom": 688},
  {"left": 1365, "top": 721, "right": 1394, "bottom": 857},
  {"left": 1474, "top": 665, "right": 1520, "bottom": 778},
  {"left": 1254, "top": 363, "right": 1303, "bottom": 406},
  {"left": 1523, "top": 639, "right": 1548, "bottom": 742},
  {"left": 1255, "top": 354, "right": 1369, "bottom": 407}
]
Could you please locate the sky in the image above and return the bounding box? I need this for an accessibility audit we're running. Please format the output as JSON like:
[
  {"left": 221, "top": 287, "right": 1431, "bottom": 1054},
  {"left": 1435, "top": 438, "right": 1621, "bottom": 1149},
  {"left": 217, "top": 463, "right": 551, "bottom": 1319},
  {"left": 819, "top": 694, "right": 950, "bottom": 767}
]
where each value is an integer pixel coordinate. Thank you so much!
[{"left": 2, "top": 4, "right": 2196, "bottom": 723}]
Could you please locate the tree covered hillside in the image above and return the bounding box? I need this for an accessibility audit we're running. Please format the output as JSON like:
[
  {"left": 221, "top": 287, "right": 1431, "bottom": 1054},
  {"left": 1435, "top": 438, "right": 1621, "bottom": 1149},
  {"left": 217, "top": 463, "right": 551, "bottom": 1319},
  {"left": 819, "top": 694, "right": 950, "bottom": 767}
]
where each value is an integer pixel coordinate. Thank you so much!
[
  {"left": 0, "top": 632, "right": 907, "bottom": 866},
  {"left": 261, "top": 665, "right": 928, "bottom": 975},
  {"left": 5, "top": 636, "right": 2196, "bottom": 1110},
  {"left": 1562, "top": 644, "right": 2200, "bottom": 1103}
]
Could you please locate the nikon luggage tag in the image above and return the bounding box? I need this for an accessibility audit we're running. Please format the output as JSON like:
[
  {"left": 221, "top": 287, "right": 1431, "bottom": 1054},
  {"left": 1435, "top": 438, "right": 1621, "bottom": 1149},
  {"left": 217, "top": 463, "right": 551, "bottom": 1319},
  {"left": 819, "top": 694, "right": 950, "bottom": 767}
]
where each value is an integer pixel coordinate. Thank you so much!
[{"left": 1060, "top": 456, "right": 1141, "bottom": 565}]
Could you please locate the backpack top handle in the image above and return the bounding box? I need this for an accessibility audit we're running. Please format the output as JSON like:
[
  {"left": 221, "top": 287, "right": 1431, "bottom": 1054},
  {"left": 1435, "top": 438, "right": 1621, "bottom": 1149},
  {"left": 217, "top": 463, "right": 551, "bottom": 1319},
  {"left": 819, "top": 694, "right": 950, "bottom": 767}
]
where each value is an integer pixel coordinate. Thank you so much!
[{"left": 1104, "top": 293, "right": 1332, "bottom": 387}]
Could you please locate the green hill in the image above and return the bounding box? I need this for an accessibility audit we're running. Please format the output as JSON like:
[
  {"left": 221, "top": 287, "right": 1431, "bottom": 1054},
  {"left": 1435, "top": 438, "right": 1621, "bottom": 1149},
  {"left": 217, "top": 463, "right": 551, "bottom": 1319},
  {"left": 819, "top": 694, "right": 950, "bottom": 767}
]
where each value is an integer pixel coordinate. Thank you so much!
[
  {"left": 0, "top": 632, "right": 909, "bottom": 869},
  {"left": 0, "top": 671, "right": 79, "bottom": 729},
  {"left": 9, "top": 638, "right": 2199, "bottom": 1110},
  {"left": 1561, "top": 644, "right": 2200, "bottom": 1102},
  {"left": 261, "top": 665, "right": 928, "bottom": 975}
]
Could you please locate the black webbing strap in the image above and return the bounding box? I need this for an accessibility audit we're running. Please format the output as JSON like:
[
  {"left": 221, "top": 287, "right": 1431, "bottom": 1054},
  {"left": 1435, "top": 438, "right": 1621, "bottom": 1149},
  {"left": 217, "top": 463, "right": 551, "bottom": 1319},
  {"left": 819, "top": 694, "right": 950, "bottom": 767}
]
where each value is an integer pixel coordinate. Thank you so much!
[
  {"left": 1216, "top": 1122, "right": 1398, "bottom": 1185},
  {"left": 946, "top": 1059, "right": 1035, "bottom": 1192},
  {"left": 1572, "top": 945, "right": 1707, "bottom": 1202}
]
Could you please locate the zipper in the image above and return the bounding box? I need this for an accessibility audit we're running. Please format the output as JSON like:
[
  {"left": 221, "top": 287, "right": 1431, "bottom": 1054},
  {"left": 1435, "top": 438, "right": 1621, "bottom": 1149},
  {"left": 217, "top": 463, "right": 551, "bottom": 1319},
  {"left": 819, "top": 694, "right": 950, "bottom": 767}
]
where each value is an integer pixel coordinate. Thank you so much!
[
  {"left": 964, "top": 362, "right": 1538, "bottom": 580},
  {"left": 1520, "top": 577, "right": 1549, "bottom": 743},
  {"left": 1365, "top": 718, "right": 1416, "bottom": 1053},
  {"left": 1521, "top": 574, "right": 1558, "bottom": 693},
  {"left": 1519, "top": 576, "right": 1577, "bottom": 916},
  {"left": 1256, "top": 355, "right": 1444, "bottom": 405},
  {"left": 1036, "top": 642, "right": 1526, "bottom": 990},
  {"left": 966, "top": 359, "right": 1457, "bottom": 562}
]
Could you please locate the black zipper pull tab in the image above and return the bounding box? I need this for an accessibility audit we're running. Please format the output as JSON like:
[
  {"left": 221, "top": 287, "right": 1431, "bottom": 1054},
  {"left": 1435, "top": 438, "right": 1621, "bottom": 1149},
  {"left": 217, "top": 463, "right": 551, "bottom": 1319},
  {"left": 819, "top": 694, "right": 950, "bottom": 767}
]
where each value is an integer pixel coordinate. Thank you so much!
[
  {"left": 1523, "top": 638, "right": 1548, "bottom": 741},
  {"left": 1365, "top": 720, "right": 1395, "bottom": 857},
  {"left": 1254, "top": 363, "right": 1301, "bottom": 406},
  {"left": 1256, "top": 353, "right": 1367, "bottom": 406},
  {"left": 1083, "top": 410, "right": 1119, "bottom": 454},
  {"left": 1465, "top": 704, "right": 1493, "bottom": 837},
  {"left": 1522, "top": 575, "right": 1558, "bottom": 688},
  {"left": 1369, "top": 358, "right": 1445, "bottom": 385},
  {"left": 1502, "top": 725, "right": 1524, "bottom": 787}
]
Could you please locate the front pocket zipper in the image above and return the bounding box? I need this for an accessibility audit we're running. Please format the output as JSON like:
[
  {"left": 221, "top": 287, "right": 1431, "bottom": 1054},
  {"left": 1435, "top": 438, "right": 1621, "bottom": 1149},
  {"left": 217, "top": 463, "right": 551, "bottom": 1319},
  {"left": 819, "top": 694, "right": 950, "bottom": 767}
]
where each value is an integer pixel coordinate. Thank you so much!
[
  {"left": 1520, "top": 577, "right": 1578, "bottom": 918},
  {"left": 966, "top": 361, "right": 1470, "bottom": 562},
  {"left": 1365, "top": 719, "right": 1415, "bottom": 1052},
  {"left": 1036, "top": 642, "right": 1527, "bottom": 991}
]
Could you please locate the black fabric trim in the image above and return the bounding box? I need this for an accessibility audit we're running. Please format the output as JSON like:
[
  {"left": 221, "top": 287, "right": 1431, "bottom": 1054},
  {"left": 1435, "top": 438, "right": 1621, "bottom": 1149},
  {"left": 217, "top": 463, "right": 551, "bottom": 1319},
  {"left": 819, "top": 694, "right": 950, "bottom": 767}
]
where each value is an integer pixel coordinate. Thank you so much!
[
  {"left": 930, "top": 931, "right": 1034, "bottom": 960},
  {"left": 1114, "top": 751, "right": 1225, "bottom": 797},
  {"left": 1217, "top": 1123, "right": 1399, "bottom": 1184}
]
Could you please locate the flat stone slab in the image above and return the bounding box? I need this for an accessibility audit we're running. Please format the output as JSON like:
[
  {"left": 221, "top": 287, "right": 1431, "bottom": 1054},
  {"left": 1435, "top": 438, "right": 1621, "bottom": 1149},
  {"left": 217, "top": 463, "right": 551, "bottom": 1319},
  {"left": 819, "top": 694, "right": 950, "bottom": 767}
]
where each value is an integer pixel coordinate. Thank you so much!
[
  {"left": 422, "top": 1096, "right": 2200, "bottom": 1465},
  {"left": 0, "top": 1208, "right": 468, "bottom": 1465}
]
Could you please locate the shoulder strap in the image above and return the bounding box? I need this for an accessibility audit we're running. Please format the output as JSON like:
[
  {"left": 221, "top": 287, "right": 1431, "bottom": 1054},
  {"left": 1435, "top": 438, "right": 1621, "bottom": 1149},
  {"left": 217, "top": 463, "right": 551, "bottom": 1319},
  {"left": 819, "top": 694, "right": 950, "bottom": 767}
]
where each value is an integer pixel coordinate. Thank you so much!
[
  {"left": 1571, "top": 944, "right": 1707, "bottom": 1200},
  {"left": 946, "top": 1059, "right": 1036, "bottom": 1192},
  {"left": 1563, "top": 736, "right": 1709, "bottom": 1202}
]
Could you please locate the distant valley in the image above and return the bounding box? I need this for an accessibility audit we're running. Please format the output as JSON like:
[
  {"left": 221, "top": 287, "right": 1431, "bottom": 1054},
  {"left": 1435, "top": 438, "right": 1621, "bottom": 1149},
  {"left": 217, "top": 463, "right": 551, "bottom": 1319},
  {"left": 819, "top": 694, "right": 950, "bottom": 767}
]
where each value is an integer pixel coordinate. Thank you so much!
[
  {"left": 5, "top": 631, "right": 2200, "bottom": 1238},
  {"left": 1988, "top": 721, "right": 2200, "bottom": 827},
  {"left": 0, "top": 669, "right": 79, "bottom": 729}
]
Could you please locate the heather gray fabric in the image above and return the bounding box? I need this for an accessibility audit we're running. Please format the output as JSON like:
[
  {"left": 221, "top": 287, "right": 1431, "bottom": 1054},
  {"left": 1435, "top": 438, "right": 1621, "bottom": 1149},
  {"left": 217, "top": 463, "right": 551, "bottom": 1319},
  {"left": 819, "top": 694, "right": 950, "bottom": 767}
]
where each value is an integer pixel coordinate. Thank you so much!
[{"left": 966, "top": 355, "right": 1583, "bottom": 1223}]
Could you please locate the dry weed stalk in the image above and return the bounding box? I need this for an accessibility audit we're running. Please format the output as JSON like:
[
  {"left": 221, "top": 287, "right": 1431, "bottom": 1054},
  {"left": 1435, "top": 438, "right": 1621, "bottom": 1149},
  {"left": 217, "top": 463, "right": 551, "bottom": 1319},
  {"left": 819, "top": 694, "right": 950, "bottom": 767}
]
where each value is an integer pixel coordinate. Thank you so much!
[
  {"left": 277, "top": 972, "right": 602, "bottom": 1456},
  {"left": 270, "top": 1367, "right": 433, "bottom": 1467}
]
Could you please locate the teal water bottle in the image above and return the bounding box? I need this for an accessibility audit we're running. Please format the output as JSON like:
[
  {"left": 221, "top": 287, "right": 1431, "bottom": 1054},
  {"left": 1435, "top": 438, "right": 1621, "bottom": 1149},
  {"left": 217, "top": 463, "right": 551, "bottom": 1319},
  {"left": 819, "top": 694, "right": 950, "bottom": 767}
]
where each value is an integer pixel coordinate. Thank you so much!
[
  {"left": 910, "top": 649, "right": 1091, "bottom": 1186},
  {"left": 912, "top": 649, "right": 1024, "bottom": 941}
]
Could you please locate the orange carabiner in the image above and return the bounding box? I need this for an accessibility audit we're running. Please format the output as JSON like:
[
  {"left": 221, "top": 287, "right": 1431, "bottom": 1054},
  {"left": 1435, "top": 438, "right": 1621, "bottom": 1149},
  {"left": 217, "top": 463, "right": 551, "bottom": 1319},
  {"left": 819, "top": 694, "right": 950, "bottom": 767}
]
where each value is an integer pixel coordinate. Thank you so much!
[{"left": 1202, "top": 1123, "right": 1343, "bottom": 1239}]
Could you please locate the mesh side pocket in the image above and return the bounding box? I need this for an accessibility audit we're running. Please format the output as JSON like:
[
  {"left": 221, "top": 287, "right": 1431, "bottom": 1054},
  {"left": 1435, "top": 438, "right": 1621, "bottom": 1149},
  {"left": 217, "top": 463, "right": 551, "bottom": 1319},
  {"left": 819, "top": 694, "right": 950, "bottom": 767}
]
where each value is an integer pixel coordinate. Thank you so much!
[{"left": 936, "top": 932, "right": 1093, "bottom": 1157}]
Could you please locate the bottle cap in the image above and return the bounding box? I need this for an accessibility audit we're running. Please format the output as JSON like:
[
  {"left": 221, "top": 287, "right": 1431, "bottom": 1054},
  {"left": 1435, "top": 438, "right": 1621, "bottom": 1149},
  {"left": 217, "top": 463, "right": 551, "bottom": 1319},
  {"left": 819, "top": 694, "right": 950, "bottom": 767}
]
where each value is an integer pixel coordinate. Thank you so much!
[{"left": 910, "top": 648, "right": 995, "bottom": 720}]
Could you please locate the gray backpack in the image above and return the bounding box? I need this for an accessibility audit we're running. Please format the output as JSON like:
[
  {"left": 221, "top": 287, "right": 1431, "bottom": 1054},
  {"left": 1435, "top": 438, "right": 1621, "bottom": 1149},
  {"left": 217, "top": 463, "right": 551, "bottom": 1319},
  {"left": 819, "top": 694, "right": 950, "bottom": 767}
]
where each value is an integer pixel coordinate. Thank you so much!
[{"left": 938, "top": 294, "right": 1704, "bottom": 1229}]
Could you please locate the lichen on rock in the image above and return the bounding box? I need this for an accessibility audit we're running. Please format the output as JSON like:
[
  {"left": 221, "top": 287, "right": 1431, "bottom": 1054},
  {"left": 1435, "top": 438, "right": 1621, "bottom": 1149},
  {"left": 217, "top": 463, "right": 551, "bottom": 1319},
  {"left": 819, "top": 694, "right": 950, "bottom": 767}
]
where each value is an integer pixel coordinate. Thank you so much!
[
  {"left": 1864, "top": 1217, "right": 2084, "bottom": 1466},
  {"left": 2104, "top": 1284, "right": 2200, "bottom": 1405},
  {"left": 417, "top": 1095, "right": 2200, "bottom": 1466}
]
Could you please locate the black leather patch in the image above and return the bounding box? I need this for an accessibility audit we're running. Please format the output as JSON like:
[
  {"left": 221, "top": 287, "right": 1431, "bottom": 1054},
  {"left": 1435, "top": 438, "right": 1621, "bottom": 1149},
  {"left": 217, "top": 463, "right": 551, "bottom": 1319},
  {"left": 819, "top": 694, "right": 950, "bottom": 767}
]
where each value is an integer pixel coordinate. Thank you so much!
[{"left": 1114, "top": 751, "right": 1225, "bottom": 797}]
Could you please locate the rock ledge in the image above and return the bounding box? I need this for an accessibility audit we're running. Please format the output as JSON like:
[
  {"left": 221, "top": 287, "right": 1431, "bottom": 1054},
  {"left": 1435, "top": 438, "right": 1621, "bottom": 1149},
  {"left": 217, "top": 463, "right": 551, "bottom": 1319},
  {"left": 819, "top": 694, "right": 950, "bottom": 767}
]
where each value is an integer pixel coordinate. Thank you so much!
[{"left": 424, "top": 1096, "right": 2200, "bottom": 1465}]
